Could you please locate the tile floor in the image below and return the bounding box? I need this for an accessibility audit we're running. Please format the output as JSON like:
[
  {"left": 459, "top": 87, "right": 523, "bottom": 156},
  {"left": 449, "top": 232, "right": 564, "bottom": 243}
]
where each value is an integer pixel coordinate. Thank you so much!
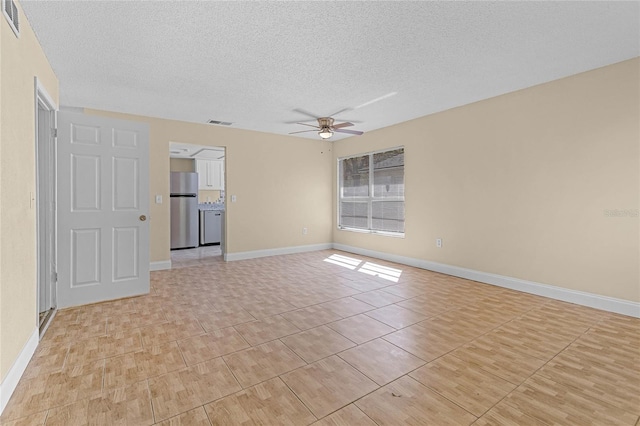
[{"left": 1, "top": 249, "right": 639, "bottom": 425}]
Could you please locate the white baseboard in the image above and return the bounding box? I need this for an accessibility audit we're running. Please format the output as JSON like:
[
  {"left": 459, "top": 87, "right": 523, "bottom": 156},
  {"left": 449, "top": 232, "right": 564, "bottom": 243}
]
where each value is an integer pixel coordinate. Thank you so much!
[
  {"left": 0, "top": 328, "right": 39, "bottom": 415},
  {"left": 333, "top": 244, "right": 640, "bottom": 318},
  {"left": 150, "top": 260, "right": 171, "bottom": 271},
  {"left": 225, "top": 243, "right": 333, "bottom": 262}
]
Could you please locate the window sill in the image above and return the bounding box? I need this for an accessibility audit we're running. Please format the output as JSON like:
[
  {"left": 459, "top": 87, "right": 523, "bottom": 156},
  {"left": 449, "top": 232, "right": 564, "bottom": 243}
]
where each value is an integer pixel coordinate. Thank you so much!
[{"left": 337, "top": 227, "right": 405, "bottom": 238}]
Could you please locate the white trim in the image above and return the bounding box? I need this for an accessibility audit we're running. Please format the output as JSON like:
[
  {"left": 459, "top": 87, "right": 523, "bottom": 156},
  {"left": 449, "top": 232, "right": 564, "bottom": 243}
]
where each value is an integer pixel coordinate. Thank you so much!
[
  {"left": 337, "top": 147, "right": 405, "bottom": 236},
  {"left": 224, "top": 243, "right": 333, "bottom": 262},
  {"left": 34, "top": 77, "right": 59, "bottom": 334},
  {"left": 337, "top": 227, "right": 406, "bottom": 238},
  {"left": 150, "top": 260, "right": 172, "bottom": 271},
  {"left": 35, "top": 78, "right": 58, "bottom": 111},
  {"left": 2, "top": 0, "right": 20, "bottom": 38},
  {"left": 39, "top": 309, "right": 57, "bottom": 339},
  {"left": 0, "top": 328, "right": 38, "bottom": 415},
  {"left": 337, "top": 145, "right": 405, "bottom": 161},
  {"left": 333, "top": 244, "right": 640, "bottom": 318}
]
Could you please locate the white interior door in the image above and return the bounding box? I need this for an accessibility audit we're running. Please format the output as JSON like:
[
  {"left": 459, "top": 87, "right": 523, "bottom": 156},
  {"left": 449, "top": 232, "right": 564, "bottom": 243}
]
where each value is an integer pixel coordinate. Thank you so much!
[{"left": 57, "top": 111, "right": 149, "bottom": 308}]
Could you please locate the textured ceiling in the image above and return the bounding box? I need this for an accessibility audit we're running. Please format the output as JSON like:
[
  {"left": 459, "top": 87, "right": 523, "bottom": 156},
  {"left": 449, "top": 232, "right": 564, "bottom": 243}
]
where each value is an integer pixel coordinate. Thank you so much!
[{"left": 21, "top": 1, "right": 639, "bottom": 141}]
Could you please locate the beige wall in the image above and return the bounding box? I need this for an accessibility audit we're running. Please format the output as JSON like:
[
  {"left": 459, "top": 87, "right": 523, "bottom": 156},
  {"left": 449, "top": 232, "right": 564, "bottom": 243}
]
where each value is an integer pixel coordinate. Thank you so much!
[
  {"left": 169, "top": 158, "right": 195, "bottom": 172},
  {"left": 0, "top": 1, "right": 59, "bottom": 380},
  {"left": 85, "top": 109, "right": 334, "bottom": 262},
  {"left": 198, "top": 190, "right": 221, "bottom": 204},
  {"left": 333, "top": 58, "right": 640, "bottom": 303}
]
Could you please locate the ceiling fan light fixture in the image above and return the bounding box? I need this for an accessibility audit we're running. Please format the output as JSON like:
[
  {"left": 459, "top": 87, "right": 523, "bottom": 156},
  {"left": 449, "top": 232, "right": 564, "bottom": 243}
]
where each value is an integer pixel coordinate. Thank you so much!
[{"left": 318, "top": 128, "right": 333, "bottom": 139}]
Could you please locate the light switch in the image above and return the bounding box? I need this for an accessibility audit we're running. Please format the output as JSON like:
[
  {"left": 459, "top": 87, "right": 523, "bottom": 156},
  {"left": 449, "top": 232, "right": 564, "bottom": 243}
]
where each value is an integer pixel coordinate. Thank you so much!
[
  {"left": 231, "top": 195, "right": 237, "bottom": 203},
  {"left": 155, "top": 195, "right": 162, "bottom": 204}
]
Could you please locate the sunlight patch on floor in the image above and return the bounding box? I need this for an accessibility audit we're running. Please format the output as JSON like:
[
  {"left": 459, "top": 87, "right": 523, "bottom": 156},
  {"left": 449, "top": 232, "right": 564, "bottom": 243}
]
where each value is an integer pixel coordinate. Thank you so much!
[
  {"left": 323, "top": 254, "right": 402, "bottom": 282},
  {"left": 323, "top": 254, "right": 363, "bottom": 270},
  {"left": 359, "top": 262, "right": 402, "bottom": 283}
]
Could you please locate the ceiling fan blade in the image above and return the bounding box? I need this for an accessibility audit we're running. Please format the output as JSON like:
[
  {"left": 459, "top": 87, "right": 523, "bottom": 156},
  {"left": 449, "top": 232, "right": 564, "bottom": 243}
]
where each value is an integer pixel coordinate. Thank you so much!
[
  {"left": 296, "top": 122, "right": 320, "bottom": 129},
  {"left": 292, "top": 108, "right": 320, "bottom": 120},
  {"left": 328, "top": 107, "right": 353, "bottom": 117},
  {"left": 334, "top": 118, "right": 363, "bottom": 124},
  {"left": 289, "top": 108, "right": 362, "bottom": 123},
  {"left": 332, "top": 122, "right": 354, "bottom": 129},
  {"left": 334, "top": 129, "right": 364, "bottom": 135},
  {"left": 355, "top": 92, "right": 398, "bottom": 109},
  {"left": 284, "top": 119, "right": 316, "bottom": 124},
  {"left": 288, "top": 130, "right": 317, "bottom": 135}
]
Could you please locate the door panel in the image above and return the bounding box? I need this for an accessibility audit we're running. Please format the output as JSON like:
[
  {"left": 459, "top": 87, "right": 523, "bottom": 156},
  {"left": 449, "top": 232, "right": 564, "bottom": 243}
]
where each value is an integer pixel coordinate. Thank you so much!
[
  {"left": 113, "top": 129, "right": 138, "bottom": 148},
  {"left": 113, "top": 157, "right": 138, "bottom": 210},
  {"left": 71, "top": 123, "right": 100, "bottom": 145},
  {"left": 71, "top": 154, "right": 101, "bottom": 211},
  {"left": 113, "top": 227, "right": 138, "bottom": 281},
  {"left": 71, "top": 228, "right": 101, "bottom": 286},
  {"left": 58, "top": 111, "right": 149, "bottom": 308}
]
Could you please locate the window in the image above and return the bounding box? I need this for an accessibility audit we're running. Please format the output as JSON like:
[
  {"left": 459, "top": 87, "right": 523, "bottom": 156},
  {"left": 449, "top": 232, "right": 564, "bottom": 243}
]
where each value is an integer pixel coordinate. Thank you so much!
[
  {"left": 338, "top": 147, "right": 405, "bottom": 235},
  {"left": 2, "top": 0, "right": 20, "bottom": 37}
]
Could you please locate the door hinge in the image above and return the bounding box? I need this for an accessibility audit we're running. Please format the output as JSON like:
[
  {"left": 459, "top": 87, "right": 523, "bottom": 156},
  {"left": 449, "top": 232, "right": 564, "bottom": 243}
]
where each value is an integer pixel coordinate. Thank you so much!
[
  {"left": 53, "top": 272, "right": 58, "bottom": 282},
  {"left": 51, "top": 128, "right": 57, "bottom": 138}
]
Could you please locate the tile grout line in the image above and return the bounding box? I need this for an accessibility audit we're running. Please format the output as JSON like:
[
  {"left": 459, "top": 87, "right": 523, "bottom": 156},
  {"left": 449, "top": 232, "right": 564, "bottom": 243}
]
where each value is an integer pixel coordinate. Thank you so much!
[
  {"left": 145, "top": 379, "right": 157, "bottom": 425},
  {"left": 4, "top": 249, "right": 635, "bottom": 424},
  {"left": 277, "top": 376, "right": 319, "bottom": 424},
  {"left": 461, "top": 307, "right": 613, "bottom": 421}
]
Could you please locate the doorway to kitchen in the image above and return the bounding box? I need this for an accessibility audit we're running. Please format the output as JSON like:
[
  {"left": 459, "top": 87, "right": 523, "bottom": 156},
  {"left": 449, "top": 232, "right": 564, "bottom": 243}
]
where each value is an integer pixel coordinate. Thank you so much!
[
  {"left": 169, "top": 142, "right": 226, "bottom": 266},
  {"left": 171, "top": 246, "right": 223, "bottom": 269},
  {"left": 35, "top": 79, "right": 57, "bottom": 336}
]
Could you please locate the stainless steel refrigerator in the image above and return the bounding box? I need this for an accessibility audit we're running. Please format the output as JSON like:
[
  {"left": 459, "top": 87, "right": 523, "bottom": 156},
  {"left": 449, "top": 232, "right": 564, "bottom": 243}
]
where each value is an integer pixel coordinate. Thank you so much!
[{"left": 170, "top": 172, "right": 199, "bottom": 249}]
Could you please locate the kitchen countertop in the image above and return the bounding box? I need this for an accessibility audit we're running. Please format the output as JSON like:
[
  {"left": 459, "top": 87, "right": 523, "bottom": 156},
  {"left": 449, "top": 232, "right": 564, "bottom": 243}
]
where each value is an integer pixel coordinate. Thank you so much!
[{"left": 199, "top": 204, "right": 225, "bottom": 211}]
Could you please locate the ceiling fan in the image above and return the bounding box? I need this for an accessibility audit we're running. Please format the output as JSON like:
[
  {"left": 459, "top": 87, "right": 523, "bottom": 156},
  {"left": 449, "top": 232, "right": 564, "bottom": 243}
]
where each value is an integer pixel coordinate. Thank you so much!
[{"left": 289, "top": 116, "right": 364, "bottom": 139}]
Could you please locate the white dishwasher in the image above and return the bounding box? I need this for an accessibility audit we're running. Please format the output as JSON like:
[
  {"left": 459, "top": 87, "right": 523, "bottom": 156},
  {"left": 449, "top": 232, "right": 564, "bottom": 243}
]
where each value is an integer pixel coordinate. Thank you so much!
[{"left": 199, "top": 210, "right": 222, "bottom": 245}]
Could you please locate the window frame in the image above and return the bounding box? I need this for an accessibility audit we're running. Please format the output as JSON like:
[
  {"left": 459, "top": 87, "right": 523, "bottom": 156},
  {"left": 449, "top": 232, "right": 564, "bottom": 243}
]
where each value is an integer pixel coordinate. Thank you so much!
[
  {"left": 337, "top": 146, "right": 405, "bottom": 237},
  {"left": 2, "top": 0, "right": 20, "bottom": 38}
]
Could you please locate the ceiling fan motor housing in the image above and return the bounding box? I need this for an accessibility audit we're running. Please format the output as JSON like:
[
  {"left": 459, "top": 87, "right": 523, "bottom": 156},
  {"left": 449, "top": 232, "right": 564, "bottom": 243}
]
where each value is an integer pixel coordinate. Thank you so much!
[
  {"left": 318, "top": 117, "right": 334, "bottom": 128},
  {"left": 288, "top": 115, "right": 363, "bottom": 138}
]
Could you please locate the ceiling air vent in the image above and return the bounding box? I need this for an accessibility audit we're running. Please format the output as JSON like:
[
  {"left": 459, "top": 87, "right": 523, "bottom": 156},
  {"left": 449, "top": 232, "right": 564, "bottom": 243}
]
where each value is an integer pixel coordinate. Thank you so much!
[
  {"left": 2, "top": 0, "right": 19, "bottom": 37},
  {"left": 207, "top": 120, "right": 233, "bottom": 126}
]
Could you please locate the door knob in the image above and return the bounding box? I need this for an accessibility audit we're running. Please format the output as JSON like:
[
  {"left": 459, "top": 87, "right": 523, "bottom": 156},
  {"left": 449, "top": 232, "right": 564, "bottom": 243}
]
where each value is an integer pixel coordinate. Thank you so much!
[{"left": 139, "top": 215, "right": 147, "bottom": 221}]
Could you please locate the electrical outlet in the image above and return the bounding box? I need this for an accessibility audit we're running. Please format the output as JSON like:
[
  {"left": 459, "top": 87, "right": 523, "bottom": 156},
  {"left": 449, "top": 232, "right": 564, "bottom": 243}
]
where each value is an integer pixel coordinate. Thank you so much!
[
  {"left": 303, "top": 227, "right": 308, "bottom": 235},
  {"left": 436, "top": 238, "right": 442, "bottom": 248}
]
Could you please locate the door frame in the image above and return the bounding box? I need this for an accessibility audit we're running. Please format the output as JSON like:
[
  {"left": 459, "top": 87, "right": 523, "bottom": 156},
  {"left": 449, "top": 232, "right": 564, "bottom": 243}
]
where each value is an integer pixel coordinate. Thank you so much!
[
  {"left": 34, "top": 77, "right": 58, "bottom": 337},
  {"left": 169, "top": 143, "right": 227, "bottom": 257}
]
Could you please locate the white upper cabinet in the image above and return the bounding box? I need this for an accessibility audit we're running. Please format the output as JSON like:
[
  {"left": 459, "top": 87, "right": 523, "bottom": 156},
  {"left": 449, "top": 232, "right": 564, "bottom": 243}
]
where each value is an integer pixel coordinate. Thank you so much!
[
  {"left": 196, "top": 160, "right": 206, "bottom": 189},
  {"left": 196, "top": 159, "right": 224, "bottom": 190}
]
